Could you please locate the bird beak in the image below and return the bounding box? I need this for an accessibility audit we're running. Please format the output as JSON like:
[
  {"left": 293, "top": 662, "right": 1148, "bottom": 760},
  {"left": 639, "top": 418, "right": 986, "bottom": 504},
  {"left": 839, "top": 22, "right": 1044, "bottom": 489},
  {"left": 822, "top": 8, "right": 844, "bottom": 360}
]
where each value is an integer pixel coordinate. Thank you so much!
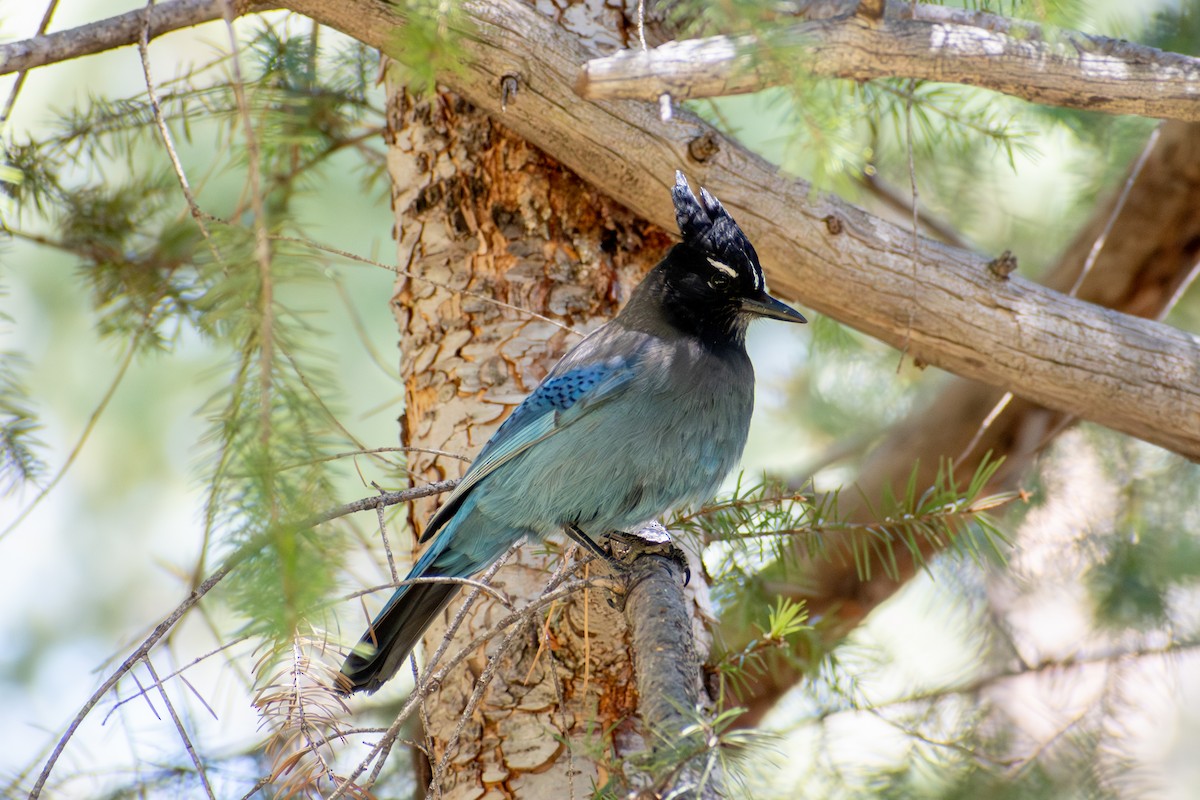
[{"left": 740, "top": 291, "right": 807, "bottom": 323}]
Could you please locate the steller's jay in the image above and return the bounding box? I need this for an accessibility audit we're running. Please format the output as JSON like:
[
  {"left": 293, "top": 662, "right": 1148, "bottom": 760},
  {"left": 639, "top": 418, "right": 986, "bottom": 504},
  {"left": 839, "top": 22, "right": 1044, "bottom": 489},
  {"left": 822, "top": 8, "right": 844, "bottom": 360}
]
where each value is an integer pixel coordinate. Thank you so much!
[{"left": 339, "top": 172, "right": 806, "bottom": 694}]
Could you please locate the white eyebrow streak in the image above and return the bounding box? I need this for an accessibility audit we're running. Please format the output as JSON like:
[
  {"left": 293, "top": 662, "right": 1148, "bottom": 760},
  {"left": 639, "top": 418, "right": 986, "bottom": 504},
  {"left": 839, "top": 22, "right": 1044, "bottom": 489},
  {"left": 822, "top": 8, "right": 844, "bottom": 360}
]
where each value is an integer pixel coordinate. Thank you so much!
[{"left": 706, "top": 257, "right": 738, "bottom": 278}]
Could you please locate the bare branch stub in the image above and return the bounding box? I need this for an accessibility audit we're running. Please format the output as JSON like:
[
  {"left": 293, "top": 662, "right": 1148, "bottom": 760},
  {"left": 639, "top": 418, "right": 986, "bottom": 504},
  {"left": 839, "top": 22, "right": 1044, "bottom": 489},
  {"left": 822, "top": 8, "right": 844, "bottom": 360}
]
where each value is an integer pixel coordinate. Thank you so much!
[
  {"left": 856, "top": 0, "right": 886, "bottom": 21},
  {"left": 609, "top": 525, "right": 720, "bottom": 798}
]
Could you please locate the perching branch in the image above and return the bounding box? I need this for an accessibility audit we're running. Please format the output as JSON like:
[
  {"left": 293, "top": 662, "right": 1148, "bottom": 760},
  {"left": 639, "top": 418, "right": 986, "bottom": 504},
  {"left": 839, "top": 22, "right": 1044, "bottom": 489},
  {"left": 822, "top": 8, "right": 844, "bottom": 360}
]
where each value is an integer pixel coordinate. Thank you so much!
[
  {"left": 576, "top": 4, "right": 1200, "bottom": 123},
  {"left": 611, "top": 526, "right": 722, "bottom": 800},
  {"left": 616, "top": 529, "right": 702, "bottom": 740}
]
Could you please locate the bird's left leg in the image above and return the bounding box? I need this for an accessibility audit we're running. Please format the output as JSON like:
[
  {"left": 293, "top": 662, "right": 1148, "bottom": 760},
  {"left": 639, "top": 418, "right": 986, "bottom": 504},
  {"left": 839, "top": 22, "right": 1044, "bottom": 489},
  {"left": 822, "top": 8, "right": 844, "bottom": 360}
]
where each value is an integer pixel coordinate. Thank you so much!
[{"left": 564, "top": 523, "right": 625, "bottom": 569}]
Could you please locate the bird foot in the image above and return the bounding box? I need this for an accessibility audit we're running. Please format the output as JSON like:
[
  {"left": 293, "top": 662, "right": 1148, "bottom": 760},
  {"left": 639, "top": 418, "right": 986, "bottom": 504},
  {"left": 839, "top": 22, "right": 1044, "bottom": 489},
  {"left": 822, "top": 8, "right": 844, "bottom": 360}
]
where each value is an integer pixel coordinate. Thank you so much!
[
  {"left": 603, "top": 524, "right": 691, "bottom": 586},
  {"left": 564, "top": 524, "right": 692, "bottom": 614}
]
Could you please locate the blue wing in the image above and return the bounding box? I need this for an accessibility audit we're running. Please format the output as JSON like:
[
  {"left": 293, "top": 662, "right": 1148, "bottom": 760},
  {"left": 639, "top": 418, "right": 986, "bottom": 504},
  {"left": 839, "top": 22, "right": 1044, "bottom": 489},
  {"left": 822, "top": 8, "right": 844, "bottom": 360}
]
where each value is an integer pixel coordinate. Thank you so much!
[{"left": 419, "top": 345, "right": 644, "bottom": 544}]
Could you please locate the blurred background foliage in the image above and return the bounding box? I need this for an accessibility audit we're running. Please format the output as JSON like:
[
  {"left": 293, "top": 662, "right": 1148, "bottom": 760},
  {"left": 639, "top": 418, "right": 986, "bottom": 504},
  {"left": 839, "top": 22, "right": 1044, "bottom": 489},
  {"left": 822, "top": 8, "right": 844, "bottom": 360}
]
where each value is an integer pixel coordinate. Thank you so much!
[{"left": 2, "top": 0, "right": 1200, "bottom": 798}]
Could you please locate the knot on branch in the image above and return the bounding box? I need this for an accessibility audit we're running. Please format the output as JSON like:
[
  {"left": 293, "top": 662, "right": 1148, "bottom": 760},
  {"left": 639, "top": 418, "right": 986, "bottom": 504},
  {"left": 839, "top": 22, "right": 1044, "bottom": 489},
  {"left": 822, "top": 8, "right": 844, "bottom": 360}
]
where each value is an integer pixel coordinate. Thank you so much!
[
  {"left": 855, "top": 0, "right": 887, "bottom": 22},
  {"left": 687, "top": 130, "right": 720, "bottom": 163},
  {"left": 988, "top": 249, "right": 1018, "bottom": 279}
]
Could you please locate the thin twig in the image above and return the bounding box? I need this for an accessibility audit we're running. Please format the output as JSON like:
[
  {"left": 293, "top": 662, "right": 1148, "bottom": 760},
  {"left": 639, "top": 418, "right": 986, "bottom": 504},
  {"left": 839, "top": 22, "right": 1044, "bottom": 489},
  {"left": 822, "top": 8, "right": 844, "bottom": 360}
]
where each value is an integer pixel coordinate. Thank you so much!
[
  {"left": 354, "top": 546, "right": 531, "bottom": 795},
  {"left": 953, "top": 391, "right": 1013, "bottom": 470},
  {"left": 428, "top": 548, "right": 580, "bottom": 794},
  {"left": 330, "top": 272, "right": 402, "bottom": 382},
  {"left": 374, "top": 488, "right": 401, "bottom": 586},
  {"left": 273, "top": 446, "right": 467, "bottom": 476},
  {"left": 235, "top": 775, "right": 273, "bottom": 800},
  {"left": 102, "top": 635, "right": 253, "bottom": 723},
  {"left": 636, "top": 0, "right": 648, "bottom": 50},
  {"left": 31, "top": 479, "right": 462, "bottom": 798},
  {"left": 1068, "top": 124, "right": 1163, "bottom": 296},
  {"left": 30, "top": 555, "right": 237, "bottom": 799},
  {"left": 806, "top": 637, "right": 1200, "bottom": 725},
  {"left": 305, "top": 478, "right": 458, "bottom": 527},
  {"left": 428, "top": 606, "right": 530, "bottom": 794},
  {"left": 898, "top": 78, "right": 919, "bottom": 370},
  {"left": 0, "top": 0, "right": 59, "bottom": 123},
  {"left": 545, "top": 612, "right": 577, "bottom": 800},
  {"left": 145, "top": 657, "right": 218, "bottom": 800},
  {"left": 957, "top": 122, "right": 1166, "bottom": 466},
  {"left": 346, "top": 576, "right": 513, "bottom": 609},
  {"left": 275, "top": 342, "right": 404, "bottom": 478},
  {"left": 138, "top": 0, "right": 222, "bottom": 256},
  {"left": 1156, "top": 257, "right": 1200, "bottom": 323}
]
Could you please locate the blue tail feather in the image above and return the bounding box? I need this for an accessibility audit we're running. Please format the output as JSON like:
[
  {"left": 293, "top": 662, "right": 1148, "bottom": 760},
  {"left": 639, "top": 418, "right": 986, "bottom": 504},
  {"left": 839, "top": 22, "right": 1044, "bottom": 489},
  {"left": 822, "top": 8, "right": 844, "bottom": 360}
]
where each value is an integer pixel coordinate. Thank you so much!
[{"left": 338, "top": 497, "right": 519, "bottom": 694}]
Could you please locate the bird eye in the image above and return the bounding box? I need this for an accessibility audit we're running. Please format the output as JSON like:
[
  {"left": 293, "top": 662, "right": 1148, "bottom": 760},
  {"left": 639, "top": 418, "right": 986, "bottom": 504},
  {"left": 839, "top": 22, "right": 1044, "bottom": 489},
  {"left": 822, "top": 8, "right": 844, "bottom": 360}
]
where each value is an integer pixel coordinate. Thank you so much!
[{"left": 705, "top": 257, "right": 737, "bottom": 290}]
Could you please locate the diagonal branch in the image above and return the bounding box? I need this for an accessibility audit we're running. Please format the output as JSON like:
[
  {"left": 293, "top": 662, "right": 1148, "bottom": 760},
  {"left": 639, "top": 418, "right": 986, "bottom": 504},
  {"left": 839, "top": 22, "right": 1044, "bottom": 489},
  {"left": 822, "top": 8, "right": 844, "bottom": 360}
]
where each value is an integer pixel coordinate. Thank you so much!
[
  {"left": 614, "top": 527, "right": 723, "bottom": 799},
  {"left": 284, "top": 0, "right": 1200, "bottom": 462},
  {"left": 6, "top": 2, "right": 1200, "bottom": 460},
  {"left": 576, "top": 4, "right": 1200, "bottom": 123}
]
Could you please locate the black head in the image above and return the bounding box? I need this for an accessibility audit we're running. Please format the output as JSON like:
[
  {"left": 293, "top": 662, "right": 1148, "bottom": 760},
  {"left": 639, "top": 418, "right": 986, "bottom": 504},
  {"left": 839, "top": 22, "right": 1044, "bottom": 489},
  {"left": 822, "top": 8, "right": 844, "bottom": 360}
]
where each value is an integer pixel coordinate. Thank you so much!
[{"left": 651, "top": 172, "right": 806, "bottom": 346}]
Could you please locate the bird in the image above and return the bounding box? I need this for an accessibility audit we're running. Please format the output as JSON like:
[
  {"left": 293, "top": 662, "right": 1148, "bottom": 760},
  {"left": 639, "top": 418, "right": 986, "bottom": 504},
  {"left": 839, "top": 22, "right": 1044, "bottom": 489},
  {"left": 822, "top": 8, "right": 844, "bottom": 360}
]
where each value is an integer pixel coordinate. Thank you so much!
[{"left": 338, "top": 172, "right": 806, "bottom": 694}]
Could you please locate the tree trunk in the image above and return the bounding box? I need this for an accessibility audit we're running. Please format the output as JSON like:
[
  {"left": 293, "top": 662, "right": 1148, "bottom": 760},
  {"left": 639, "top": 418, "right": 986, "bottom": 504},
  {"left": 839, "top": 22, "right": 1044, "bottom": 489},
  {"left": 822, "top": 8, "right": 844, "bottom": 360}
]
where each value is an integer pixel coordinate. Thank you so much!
[{"left": 383, "top": 74, "right": 704, "bottom": 795}]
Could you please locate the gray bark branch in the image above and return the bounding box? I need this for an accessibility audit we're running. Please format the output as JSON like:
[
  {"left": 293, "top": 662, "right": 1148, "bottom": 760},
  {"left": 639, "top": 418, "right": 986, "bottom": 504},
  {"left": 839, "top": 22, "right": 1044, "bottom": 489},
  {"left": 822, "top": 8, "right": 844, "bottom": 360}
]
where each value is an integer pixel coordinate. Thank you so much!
[
  {"left": 286, "top": 0, "right": 1200, "bottom": 460},
  {"left": 728, "top": 118, "right": 1200, "bottom": 726},
  {"left": 9, "top": 0, "right": 1200, "bottom": 457},
  {"left": 577, "top": 8, "right": 1200, "bottom": 122}
]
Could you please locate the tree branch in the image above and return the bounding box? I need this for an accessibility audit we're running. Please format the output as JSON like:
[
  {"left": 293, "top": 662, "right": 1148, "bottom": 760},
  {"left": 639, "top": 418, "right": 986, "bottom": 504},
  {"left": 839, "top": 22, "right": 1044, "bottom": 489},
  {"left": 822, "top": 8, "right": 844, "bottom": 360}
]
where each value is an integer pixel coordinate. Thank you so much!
[
  {"left": 0, "top": 0, "right": 274, "bottom": 76},
  {"left": 7, "top": 1, "right": 1199, "bottom": 457},
  {"left": 305, "top": 479, "right": 459, "bottom": 526},
  {"left": 576, "top": 5, "right": 1200, "bottom": 123},
  {"left": 281, "top": 0, "right": 1200, "bottom": 461},
  {"left": 612, "top": 527, "right": 721, "bottom": 800}
]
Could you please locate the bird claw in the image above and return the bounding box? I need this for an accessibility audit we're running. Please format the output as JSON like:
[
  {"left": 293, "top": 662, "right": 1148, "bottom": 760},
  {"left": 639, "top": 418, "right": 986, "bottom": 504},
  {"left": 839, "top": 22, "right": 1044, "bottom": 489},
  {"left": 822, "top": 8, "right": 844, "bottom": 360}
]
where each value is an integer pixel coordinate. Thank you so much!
[
  {"left": 604, "top": 526, "right": 691, "bottom": 587},
  {"left": 564, "top": 525, "right": 690, "bottom": 589}
]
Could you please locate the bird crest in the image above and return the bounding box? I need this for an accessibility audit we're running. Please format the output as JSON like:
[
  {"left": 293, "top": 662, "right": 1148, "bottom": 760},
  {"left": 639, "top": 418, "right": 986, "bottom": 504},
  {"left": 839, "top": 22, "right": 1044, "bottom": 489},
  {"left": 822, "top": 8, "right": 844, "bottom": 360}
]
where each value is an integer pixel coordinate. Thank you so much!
[{"left": 671, "top": 171, "right": 765, "bottom": 292}]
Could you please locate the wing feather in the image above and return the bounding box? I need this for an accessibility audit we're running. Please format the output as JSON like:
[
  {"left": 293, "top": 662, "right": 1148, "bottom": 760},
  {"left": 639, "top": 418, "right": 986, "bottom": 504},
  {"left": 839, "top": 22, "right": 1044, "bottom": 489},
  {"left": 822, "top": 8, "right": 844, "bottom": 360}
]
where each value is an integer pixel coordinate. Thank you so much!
[{"left": 419, "top": 341, "right": 644, "bottom": 544}]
